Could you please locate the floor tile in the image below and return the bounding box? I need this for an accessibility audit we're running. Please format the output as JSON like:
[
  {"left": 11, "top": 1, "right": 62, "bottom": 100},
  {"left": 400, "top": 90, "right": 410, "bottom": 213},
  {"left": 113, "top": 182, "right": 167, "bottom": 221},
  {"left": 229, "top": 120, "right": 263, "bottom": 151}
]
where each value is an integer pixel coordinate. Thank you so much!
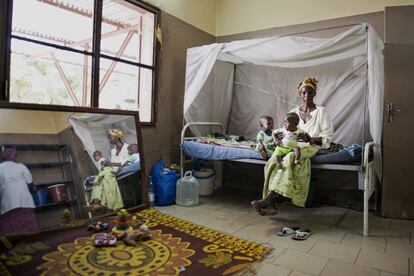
[
  {"left": 273, "top": 248, "right": 329, "bottom": 275},
  {"left": 289, "top": 271, "right": 313, "bottom": 276},
  {"left": 320, "top": 259, "right": 380, "bottom": 276},
  {"left": 155, "top": 190, "right": 414, "bottom": 276},
  {"left": 204, "top": 216, "right": 248, "bottom": 234},
  {"left": 386, "top": 241, "right": 414, "bottom": 258},
  {"left": 356, "top": 248, "right": 408, "bottom": 275},
  {"left": 238, "top": 212, "right": 281, "bottom": 226},
  {"left": 263, "top": 245, "right": 286, "bottom": 263},
  {"left": 186, "top": 202, "right": 222, "bottom": 215},
  {"left": 269, "top": 235, "right": 318, "bottom": 253},
  {"left": 389, "top": 219, "right": 414, "bottom": 232},
  {"left": 369, "top": 226, "right": 410, "bottom": 244},
  {"left": 354, "top": 215, "right": 392, "bottom": 229},
  {"left": 310, "top": 239, "right": 360, "bottom": 263},
  {"left": 381, "top": 271, "right": 406, "bottom": 276},
  {"left": 296, "top": 214, "right": 340, "bottom": 226},
  {"left": 255, "top": 262, "right": 291, "bottom": 276},
  {"left": 209, "top": 208, "right": 249, "bottom": 221},
  {"left": 233, "top": 224, "right": 279, "bottom": 243},
  {"left": 341, "top": 232, "right": 386, "bottom": 252},
  {"left": 307, "top": 224, "right": 347, "bottom": 243}
]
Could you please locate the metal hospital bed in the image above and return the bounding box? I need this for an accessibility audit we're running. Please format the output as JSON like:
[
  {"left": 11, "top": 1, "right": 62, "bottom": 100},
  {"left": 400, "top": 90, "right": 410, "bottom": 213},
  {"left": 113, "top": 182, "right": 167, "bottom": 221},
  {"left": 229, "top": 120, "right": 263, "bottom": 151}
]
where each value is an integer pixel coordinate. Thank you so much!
[{"left": 180, "top": 122, "right": 376, "bottom": 236}]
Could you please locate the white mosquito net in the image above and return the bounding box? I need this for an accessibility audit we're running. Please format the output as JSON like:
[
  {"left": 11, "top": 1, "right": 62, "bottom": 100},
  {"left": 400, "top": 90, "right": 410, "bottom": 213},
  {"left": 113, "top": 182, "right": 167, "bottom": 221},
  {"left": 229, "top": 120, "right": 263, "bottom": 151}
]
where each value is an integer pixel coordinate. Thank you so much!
[
  {"left": 68, "top": 113, "right": 138, "bottom": 169},
  {"left": 184, "top": 23, "right": 384, "bottom": 179}
]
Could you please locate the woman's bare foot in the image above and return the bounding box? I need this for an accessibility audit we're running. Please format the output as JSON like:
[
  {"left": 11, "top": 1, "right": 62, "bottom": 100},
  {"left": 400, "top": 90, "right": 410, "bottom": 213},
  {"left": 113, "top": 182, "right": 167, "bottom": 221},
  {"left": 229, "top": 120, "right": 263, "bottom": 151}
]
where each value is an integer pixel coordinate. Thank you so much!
[
  {"left": 251, "top": 200, "right": 266, "bottom": 215},
  {"left": 84, "top": 204, "right": 104, "bottom": 213},
  {"left": 251, "top": 192, "right": 276, "bottom": 216},
  {"left": 260, "top": 206, "right": 278, "bottom": 216}
]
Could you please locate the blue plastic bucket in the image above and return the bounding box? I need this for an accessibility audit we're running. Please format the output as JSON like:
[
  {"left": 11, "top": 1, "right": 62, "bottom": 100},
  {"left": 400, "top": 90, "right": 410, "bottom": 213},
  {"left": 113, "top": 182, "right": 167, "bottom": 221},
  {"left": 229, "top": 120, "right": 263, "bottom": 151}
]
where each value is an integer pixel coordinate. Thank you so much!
[{"left": 32, "top": 189, "right": 49, "bottom": 206}]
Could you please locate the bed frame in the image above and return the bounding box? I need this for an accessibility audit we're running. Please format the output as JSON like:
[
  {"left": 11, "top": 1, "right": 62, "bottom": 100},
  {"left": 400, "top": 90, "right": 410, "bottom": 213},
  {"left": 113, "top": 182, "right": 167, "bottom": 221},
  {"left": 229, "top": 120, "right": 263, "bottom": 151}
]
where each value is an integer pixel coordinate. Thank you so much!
[{"left": 181, "top": 122, "right": 376, "bottom": 236}]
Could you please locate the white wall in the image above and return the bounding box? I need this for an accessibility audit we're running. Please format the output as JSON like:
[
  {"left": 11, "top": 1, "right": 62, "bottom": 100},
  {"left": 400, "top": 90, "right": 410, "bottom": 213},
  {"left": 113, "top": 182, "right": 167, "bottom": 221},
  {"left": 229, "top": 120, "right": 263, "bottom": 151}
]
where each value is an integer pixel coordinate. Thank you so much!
[
  {"left": 0, "top": 109, "right": 72, "bottom": 134},
  {"left": 145, "top": 0, "right": 414, "bottom": 36},
  {"left": 145, "top": 0, "right": 216, "bottom": 34},
  {"left": 216, "top": 0, "right": 414, "bottom": 35}
]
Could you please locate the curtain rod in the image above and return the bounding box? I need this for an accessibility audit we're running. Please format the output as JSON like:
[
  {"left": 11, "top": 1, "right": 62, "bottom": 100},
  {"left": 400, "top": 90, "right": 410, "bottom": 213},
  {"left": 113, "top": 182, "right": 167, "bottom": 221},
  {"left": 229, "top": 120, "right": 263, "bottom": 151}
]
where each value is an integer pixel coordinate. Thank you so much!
[{"left": 278, "top": 23, "right": 363, "bottom": 38}]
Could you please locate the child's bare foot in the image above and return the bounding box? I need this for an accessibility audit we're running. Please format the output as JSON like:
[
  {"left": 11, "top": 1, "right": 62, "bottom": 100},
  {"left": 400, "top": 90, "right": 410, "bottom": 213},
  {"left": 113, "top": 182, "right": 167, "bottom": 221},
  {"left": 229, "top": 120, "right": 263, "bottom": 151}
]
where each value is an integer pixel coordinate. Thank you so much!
[{"left": 260, "top": 150, "right": 267, "bottom": 159}]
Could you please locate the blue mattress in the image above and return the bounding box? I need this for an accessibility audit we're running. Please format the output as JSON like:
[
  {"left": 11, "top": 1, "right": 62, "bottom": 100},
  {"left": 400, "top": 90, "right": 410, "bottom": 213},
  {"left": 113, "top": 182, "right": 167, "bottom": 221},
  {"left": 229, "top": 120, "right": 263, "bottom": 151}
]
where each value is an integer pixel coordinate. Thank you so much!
[
  {"left": 182, "top": 141, "right": 262, "bottom": 160},
  {"left": 118, "top": 162, "right": 141, "bottom": 176}
]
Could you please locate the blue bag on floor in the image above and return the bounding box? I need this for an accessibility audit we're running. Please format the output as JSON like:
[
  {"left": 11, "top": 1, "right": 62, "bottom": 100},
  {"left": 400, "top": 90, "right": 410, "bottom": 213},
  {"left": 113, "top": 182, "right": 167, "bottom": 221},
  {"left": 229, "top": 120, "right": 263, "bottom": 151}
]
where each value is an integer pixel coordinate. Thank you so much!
[{"left": 150, "top": 159, "right": 180, "bottom": 206}]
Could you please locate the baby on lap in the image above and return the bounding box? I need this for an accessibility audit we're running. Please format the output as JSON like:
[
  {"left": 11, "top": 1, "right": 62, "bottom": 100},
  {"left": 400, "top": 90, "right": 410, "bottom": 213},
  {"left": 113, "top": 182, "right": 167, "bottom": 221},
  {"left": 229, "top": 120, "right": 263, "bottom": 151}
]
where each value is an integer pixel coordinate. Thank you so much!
[{"left": 273, "top": 112, "right": 311, "bottom": 169}]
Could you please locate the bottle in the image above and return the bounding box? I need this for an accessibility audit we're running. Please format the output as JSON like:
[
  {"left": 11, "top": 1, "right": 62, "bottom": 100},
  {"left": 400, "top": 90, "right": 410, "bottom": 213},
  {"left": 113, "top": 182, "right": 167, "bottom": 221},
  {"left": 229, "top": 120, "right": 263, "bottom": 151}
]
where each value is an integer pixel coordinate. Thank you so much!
[
  {"left": 148, "top": 175, "right": 155, "bottom": 207},
  {"left": 176, "top": 171, "right": 199, "bottom": 207}
]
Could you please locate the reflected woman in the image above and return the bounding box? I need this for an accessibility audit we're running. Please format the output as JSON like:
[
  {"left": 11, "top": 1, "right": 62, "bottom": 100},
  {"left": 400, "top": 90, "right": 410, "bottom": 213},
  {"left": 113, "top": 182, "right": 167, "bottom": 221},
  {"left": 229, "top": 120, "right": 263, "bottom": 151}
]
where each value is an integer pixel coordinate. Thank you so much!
[
  {"left": 0, "top": 148, "right": 39, "bottom": 234},
  {"left": 106, "top": 128, "right": 129, "bottom": 170},
  {"left": 85, "top": 128, "right": 127, "bottom": 212}
]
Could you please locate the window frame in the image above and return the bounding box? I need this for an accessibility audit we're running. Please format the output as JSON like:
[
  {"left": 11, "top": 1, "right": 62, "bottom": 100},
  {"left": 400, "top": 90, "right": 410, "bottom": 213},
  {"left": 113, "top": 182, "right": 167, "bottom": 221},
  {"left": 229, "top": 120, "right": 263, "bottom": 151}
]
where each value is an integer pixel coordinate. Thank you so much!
[{"left": 0, "top": 0, "right": 159, "bottom": 125}]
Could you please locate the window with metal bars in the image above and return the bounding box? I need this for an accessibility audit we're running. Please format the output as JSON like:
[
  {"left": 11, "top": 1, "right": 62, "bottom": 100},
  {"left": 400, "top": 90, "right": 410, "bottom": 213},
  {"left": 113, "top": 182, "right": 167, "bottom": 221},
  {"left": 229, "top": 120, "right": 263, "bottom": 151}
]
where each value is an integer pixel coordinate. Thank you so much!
[{"left": 0, "top": 0, "right": 159, "bottom": 123}]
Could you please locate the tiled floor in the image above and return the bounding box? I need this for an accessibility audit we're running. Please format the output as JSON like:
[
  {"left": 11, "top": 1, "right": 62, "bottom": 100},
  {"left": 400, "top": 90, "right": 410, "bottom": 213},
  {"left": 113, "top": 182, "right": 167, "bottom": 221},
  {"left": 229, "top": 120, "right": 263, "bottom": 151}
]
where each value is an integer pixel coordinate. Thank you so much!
[{"left": 155, "top": 188, "right": 413, "bottom": 276}]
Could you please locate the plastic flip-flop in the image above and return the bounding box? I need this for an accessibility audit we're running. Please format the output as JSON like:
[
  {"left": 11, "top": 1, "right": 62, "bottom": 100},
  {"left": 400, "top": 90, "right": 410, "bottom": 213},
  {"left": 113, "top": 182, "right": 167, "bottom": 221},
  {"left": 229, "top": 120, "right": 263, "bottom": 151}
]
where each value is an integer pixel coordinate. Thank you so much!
[
  {"left": 277, "top": 227, "right": 300, "bottom": 237},
  {"left": 292, "top": 228, "right": 312, "bottom": 240}
]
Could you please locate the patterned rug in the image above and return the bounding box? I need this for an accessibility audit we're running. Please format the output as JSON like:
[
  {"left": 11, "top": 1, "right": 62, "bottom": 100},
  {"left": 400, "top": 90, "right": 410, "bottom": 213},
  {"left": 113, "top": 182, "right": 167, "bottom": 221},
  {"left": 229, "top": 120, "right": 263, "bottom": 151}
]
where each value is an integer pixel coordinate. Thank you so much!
[{"left": 0, "top": 209, "right": 271, "bottom": 275}]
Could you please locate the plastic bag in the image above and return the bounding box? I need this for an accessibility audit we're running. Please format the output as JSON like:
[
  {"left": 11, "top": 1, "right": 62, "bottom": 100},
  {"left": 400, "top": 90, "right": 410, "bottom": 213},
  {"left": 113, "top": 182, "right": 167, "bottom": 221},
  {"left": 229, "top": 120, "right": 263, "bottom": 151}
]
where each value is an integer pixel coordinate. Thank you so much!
[{"left": 150, "top": 159, "right": 180, "bottom": 206}]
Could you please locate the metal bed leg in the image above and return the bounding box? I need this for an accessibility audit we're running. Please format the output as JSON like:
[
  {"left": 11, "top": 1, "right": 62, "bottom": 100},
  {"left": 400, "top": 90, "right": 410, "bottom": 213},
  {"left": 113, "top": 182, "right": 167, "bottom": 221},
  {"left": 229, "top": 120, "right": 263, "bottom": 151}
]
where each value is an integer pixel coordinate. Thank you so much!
[
  {"left": 363, "top": 181, "right": 369, "bottom": 236},
  {"left": 362, "top": 142, "right": 375, "bottom": 237}
]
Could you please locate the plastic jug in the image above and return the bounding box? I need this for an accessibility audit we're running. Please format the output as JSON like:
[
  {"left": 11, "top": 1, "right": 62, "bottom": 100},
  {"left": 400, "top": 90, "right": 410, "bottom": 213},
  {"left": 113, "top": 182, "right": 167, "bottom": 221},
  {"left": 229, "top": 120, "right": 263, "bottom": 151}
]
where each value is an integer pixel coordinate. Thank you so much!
[{"left": 176, "top": 171, "right": 199, "bottom": 207}]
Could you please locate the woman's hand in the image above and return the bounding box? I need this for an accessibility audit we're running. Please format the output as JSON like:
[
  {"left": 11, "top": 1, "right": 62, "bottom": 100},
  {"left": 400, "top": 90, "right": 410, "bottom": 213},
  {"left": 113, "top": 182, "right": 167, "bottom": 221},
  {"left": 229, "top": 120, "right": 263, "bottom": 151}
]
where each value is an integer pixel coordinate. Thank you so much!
[
  {"left": 297, "top": 133, "right": 311, "bottom": 142},
  {"left": 273, "top": 132, "right": 284, "bottom": 144},
  {"left": 297, "top": 133, "right": 322, "bottom": 146}
]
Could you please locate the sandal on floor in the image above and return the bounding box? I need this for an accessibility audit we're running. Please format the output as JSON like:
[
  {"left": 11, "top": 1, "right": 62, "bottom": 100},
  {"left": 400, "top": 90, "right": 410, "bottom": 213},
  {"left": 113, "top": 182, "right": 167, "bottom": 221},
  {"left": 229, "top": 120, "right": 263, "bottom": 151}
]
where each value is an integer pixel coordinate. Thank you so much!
[
  {"left": 292, "top": 229, "right": 312, "bottom": 240},
  {"left": 277, "top": 227, "right": 300, "bottom": 237}
]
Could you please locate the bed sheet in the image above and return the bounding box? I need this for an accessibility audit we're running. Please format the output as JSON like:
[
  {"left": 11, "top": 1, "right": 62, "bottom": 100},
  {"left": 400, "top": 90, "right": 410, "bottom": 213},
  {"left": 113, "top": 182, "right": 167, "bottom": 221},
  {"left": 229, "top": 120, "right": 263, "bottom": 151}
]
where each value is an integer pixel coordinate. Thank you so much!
[{"left": 182, "top": 140, "right": 262, "bottom": 160}]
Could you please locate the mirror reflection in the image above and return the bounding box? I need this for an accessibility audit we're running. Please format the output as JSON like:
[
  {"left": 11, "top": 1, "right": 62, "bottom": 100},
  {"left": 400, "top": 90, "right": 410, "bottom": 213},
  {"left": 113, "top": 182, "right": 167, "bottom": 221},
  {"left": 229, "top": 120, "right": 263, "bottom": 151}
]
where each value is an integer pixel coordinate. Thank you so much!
[{"left": 0, "top": 108, "right": 143, "bottom": 235}]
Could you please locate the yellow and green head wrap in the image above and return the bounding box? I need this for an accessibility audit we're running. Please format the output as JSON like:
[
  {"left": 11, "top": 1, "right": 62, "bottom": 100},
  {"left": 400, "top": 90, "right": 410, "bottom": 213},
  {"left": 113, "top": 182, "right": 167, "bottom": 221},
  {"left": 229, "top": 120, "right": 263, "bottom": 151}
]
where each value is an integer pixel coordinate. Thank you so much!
[
  {"left": 107, "top": 128, "right": 124, "bottom": 139},
  {"left": 297, "top": 77, "right": 318, "bottom": 92}
]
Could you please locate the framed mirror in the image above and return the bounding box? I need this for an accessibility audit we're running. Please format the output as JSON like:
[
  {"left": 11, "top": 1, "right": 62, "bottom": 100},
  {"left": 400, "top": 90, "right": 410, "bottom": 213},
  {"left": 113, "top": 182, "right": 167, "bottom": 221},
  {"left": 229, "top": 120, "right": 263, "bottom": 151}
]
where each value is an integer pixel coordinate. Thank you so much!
[{"left": 0, "top": 107, "right": 147, "bottom": 235}]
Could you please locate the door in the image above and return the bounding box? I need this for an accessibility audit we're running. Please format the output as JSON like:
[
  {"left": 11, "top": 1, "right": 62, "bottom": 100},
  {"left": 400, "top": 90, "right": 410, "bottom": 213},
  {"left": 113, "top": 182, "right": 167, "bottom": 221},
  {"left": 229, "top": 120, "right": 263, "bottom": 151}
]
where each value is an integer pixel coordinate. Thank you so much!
[{"left": 382, "top": 5, "right": 414, "bottom": 219}]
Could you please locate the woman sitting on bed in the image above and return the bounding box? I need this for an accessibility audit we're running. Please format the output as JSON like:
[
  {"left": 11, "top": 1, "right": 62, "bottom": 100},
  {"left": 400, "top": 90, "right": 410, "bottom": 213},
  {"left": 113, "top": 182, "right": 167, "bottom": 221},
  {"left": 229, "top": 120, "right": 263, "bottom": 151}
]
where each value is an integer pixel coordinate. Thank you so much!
[
  {"left": 85, "top": 128, "right": 127, "bottom": 212},
  {"left": 251, "top": 77, "right": 334, "bottom": 214}
]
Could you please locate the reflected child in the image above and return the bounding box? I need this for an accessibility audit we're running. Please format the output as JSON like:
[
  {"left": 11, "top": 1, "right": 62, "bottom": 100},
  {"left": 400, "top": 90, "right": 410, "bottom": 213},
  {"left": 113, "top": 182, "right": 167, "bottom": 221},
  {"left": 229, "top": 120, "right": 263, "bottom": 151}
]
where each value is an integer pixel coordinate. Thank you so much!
[
  {"left": 121, "top": 144, "right": 140, "bottom": 168},
  {"left": 85, "top": 150, "right": 124, "bottom": 213},
  {"left": 92, "top": 150, "right": 114, "bottom": 183},
  {"left": 93, "top": 150, "right": 107, "bottom": 171}
]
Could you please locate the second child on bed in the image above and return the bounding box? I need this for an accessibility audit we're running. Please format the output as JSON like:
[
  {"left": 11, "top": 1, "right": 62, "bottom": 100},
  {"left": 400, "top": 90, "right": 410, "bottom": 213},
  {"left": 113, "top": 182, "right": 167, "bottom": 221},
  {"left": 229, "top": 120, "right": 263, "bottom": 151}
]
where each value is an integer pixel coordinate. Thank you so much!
[
  {"left": 273, "top": 112, "right": 312, "bottom": 169},
  {"left": 85, "top": 150, "right": 124, "bottom": 212},
  {"left": 256, "top": 115, "right": 276, "bottom": 159}
]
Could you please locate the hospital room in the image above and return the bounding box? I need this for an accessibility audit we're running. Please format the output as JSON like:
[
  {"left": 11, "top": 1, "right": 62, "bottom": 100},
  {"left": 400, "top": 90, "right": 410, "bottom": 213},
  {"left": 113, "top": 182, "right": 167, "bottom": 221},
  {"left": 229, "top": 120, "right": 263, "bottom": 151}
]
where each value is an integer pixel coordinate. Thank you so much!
[{"left": 0, "top": 0, "right": 413, "bottom": 275}]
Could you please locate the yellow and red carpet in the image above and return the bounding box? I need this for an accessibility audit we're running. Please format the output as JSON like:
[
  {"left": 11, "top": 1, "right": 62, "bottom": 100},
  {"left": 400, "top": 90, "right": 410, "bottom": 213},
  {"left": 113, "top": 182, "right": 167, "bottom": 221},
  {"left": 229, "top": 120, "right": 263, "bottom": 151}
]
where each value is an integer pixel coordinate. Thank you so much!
[{"left": 0, "top": 209, "right": 270, "bottom": 275}]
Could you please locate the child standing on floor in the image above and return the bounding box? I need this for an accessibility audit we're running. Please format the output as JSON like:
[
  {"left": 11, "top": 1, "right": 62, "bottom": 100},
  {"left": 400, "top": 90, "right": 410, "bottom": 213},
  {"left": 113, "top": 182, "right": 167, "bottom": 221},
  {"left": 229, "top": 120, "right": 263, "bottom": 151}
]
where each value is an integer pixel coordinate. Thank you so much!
[
  {"left": 273, "top": 112, "right": 311, "bottom": 169},
  {"left": 256, "top": 115, "right": 276, "bottom": 159}
]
